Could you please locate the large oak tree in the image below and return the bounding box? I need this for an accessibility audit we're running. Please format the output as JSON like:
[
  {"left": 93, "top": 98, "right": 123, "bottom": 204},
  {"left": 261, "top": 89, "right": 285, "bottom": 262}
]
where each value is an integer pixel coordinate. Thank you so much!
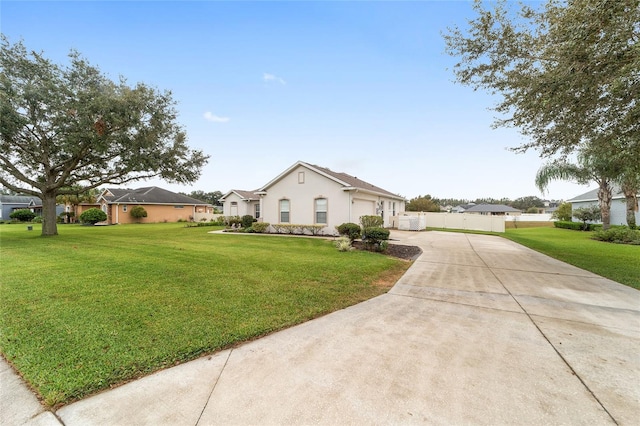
[{"left": 1, "top": 38, "right": 209, "bottom": 235}]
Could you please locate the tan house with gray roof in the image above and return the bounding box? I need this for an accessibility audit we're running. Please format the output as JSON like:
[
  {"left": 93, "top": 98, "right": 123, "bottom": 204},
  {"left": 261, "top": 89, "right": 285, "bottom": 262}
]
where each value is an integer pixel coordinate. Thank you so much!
[
  {"left": 222, "top": 161, "right": 405, "bottom": 233},
  {"left": 98, "top": 187, "right": 213, "bottom": 224}
]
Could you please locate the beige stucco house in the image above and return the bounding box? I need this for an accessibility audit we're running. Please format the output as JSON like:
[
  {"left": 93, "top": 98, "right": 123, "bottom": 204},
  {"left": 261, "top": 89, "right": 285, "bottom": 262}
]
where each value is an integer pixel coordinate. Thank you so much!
[
  {"left": 98, "top": 187, "right": 213, "bottom": 224},
  {"left": 221, "top": 161, "right": 405, "bottom": 233}
]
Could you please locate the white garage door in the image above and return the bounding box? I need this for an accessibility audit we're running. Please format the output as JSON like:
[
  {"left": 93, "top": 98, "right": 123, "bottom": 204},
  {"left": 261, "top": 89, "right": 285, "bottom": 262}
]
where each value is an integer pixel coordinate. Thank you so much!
[{"left": 352, "top": 199, "right": 375, "bottom": 224}]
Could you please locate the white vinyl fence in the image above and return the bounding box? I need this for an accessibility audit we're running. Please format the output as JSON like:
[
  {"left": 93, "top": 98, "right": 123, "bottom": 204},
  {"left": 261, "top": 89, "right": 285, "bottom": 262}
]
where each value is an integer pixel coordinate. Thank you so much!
[{"left": 393, "top": 212, "right": 505, "bottom": 233}]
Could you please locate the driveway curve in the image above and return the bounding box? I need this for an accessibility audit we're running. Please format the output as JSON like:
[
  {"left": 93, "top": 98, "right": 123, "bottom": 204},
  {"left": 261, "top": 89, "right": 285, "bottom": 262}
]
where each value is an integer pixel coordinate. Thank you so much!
[{"left": 14, "top": 231, "right": 640, "bottom": 425}]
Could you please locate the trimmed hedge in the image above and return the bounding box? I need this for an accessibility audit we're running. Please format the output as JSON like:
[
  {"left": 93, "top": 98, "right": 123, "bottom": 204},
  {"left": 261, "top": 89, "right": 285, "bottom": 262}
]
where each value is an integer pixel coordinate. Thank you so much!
[
  {"left": 362, "top": 227, "right": 390, "bottom": 252},
  {"left": 592, "top": 227, "right": 640, "bottom": 245},
  {"left": 554, "top": 221, "right": 602, "bottom": 231}
]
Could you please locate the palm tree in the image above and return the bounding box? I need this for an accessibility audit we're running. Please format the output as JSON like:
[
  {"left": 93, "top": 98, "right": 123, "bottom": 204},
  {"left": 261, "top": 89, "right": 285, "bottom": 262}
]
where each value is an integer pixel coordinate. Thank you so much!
[{"left": 535, "top": 158, "right": 614, "bottom": 230}]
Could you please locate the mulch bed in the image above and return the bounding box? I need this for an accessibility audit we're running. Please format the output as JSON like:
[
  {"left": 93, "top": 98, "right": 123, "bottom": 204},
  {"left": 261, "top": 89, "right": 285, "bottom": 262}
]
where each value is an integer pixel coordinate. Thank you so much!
[{"left": 352, "top": 241, "right": 422, "bottom": 261}]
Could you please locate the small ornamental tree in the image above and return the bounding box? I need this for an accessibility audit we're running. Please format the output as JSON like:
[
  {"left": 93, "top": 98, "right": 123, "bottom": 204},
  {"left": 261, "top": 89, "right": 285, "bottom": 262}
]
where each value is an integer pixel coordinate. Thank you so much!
[
  {"left": 79, "top": 208, "right": 107, "bottom": 225},
  {"left": 573, "top": 206, "right": 601, "bottom": 231},
  {"left": 130, "top": 206, "right": 147, "bottom": 222},
  {"left": 9, "top": 208, "right": 36, "bottom": 222},
  {"left": 552, "top": 202, "right": 572, "bottom": 222}
]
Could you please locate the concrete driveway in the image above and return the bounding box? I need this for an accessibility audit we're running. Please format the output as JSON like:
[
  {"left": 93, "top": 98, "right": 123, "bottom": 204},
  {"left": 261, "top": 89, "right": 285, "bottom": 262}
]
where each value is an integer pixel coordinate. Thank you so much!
[{"left": 4, "top": 231, "right": 639, "bottom": 425}]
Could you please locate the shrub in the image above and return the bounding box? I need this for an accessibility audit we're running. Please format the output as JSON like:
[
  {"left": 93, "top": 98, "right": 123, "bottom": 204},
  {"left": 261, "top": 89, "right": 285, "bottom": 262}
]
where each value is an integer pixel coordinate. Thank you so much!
[
  {"left": 336, "top": 222, "right": 361, "bottom": 242},
  {"left": 32, "top": 216, "right": 43, "bottom": 223},
  {"left": 592, "top": 227, "right": 640, "bottom": 245},
  {"left": 554, "top": 221, "right": 601, "bottom": 231},
  {"left": 251, "top": 222, "right": 270, "bottom": 233},
  {"left": 334, "top": 236, "right": 353, "bottom": 252},
  {"left": 130, "top": 206, "right": 148, "bottom": 221},
  {"left": 79, "top": 208, "right": 107, "bottom": 224},
  {"left": 303, "top": 225, "right": 325, "bottom": 235},
  {"left": 241, "top": 215, "right": 256, "bottom": 229},
  {"left": 362, "top": 227, "right": 390, "bottom": 252},
  {"left": 226, "top": 216, "right": 242, "bottom": 228},
  {"left": 360, "top": 215, "right": 383, "bottom": 228},
  {"left": 9, "top": 209, "right": 36, "bottom": 222}
]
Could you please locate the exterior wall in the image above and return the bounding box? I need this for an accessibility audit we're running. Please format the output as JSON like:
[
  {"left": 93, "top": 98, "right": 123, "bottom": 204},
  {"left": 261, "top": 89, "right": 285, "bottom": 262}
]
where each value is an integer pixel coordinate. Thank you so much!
[
  {"left": 259, "top": 165, "right": 405, "bottom": 232},
  {"left": 101, "top": 203, "right": 200, "bottom": 224},
  {"left": 571, "top": 198, "right": 639, "bottom": 226},
  {"left": 260, "top": 165, "right": 351, "bottom": 233},
  {"left": 222, "top": 193, "right": 255, "bottom": 217}
]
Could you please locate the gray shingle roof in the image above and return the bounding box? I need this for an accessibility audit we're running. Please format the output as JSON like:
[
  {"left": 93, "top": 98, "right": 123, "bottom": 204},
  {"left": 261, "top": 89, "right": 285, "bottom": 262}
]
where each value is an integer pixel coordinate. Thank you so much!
[
  {"left": 567, "top": 187, "right": 627, "bottom": 202},
  {"left": 103, "top": 187, "right": 209, "bottom": 205},
  {"left": 0, "top": 195, "right": 42, "bottom": 204},
  {"left": 307, "top": 163, "right": 403, "bottom": 199}
]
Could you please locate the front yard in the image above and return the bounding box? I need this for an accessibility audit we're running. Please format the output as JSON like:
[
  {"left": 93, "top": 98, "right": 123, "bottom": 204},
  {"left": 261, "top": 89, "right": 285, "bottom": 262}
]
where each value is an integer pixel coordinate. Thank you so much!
[{"left": 0, "top": 223, "right": 410, "bottom": 406}]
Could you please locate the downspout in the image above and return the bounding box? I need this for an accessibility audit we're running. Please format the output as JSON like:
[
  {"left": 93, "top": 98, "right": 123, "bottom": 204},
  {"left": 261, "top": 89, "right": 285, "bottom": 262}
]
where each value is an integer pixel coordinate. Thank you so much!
[{"left": 115, "top": 203, "right": 119, "bottom": 224}]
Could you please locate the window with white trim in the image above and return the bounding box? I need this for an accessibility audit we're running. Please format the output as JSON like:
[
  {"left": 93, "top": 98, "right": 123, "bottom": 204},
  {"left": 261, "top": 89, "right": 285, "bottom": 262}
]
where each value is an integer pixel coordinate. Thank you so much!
[
  {"left": 122, "top": 205, "right": 127, "bottom": 212},
  {"left": 279, "top": 199, "right": 290, "bottom": 223},
  {"left": 254, "top": 203, "right": 260, "bottom": 219},
  {"left": 315, "top": 198, "right": 327, "bottom": 224}
]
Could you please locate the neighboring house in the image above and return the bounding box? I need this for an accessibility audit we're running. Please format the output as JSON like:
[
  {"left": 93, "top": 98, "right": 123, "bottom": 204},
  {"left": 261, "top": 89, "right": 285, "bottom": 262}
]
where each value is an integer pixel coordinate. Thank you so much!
[
  {"left": 0, "top": 194, "right": 64, "bottom": 220},
  {"left": 219, "top": 190, "right": 261, "bottom": 219},
  {"left": 222, "top": 161, "right": 406, "bottom": 232},
  {"left": 451, "top": 203, "right": 476, "bottom": 213},
  {"left": 568, "top": 187, "right": 639, "bottom": 226},
  {"left": 464, "top": 204, "right": 522, "bottom": 216},
  {"left": 97, "top": 187, "right": 213, "bottom": 224}
]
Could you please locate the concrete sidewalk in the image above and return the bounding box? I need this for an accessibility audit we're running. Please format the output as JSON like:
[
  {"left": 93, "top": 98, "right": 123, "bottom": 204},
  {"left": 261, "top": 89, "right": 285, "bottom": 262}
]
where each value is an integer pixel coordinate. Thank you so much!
[{"left": 3, "top": 231, "right": 639, "bottom": 425}]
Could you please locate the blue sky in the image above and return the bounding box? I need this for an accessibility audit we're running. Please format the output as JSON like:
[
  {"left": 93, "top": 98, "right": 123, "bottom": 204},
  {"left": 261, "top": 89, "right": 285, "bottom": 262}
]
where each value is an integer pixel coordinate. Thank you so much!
[{"left": 2, "top": 0, "right": 591, "bottom": 201}]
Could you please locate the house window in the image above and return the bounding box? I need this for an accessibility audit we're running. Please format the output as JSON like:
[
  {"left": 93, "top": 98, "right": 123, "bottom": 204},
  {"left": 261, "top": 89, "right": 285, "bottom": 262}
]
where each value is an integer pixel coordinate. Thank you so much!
[
  {"left": 298, "top": 172, "right": 305, "bottom": 184},
  {"left": 280, "top": 199, "right": 290, "bottom": 223},
  {"left": 122, "top": 205, "right": 127, "bottom": 212},
  {"left": 392, "top": 202, "right": 396, "bottom": 216},
  {"left": 315, "top": 198, "right": 327, "bottom": 224},
  {"left": 174, "top": 205, "right": 184, "bottom": 209},
  {"left": 254, "top": 203, "right": 260, "bottom": 219}
]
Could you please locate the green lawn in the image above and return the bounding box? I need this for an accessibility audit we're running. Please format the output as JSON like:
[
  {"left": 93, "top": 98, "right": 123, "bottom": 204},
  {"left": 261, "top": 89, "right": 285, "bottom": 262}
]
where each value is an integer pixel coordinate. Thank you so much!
[
  {"left": 503, "top": 227, "right": 640, "bottom": 289},
  {"left": 0, "top": 223, "right": 409, "bottom": 406}
]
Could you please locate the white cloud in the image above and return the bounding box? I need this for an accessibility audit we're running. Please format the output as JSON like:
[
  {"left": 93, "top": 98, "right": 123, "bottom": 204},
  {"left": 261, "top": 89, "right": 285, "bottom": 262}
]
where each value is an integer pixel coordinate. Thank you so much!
[
  {"left": 263, "top": 72, "right": 286, "bottom": 85},
  {"left": 203, "top": 111, "right": 230, "bottom": 123}
]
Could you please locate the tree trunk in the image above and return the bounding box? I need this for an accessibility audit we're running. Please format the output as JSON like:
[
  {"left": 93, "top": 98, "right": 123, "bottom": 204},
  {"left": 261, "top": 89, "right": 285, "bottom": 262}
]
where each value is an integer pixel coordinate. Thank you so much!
[
  {"left": 624, "top": 193, "right": 638, "bottom": 229},
  {"left": 598, "top": 182, "right": 612, "bottom": 231},
  {"left": 41, "top": 191, "right": 59, "bottom": 236},
  {"left": 621, "top": 181, "right": 638, "bottom": 229}
]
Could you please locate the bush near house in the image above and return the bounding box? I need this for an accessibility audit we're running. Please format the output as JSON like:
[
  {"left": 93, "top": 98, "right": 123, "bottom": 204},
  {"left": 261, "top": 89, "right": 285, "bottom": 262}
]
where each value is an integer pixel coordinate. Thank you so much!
[
  {"left": 241, "top": 215, "right": 256, "bottom": 229},
  {"left": 250, "top": 222, "right": 270, "bottom": 233},
  {"left": 362, "top": 227, "right": 390, "bottom": 252},
  {"left": 79, "top": 208, "right": 107, "bottom": 224},
  {"left": 360, "top": 215, "right": 383, "bottom": 228},
  {"left": 9, "top": 209, "right": 36, "bottom": 222},
  {"left": 336, "top": 222, "right": 362, "bottom": 242},
  {"left": 130, "top": 206, "right": 148, "bottom": 221}
]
